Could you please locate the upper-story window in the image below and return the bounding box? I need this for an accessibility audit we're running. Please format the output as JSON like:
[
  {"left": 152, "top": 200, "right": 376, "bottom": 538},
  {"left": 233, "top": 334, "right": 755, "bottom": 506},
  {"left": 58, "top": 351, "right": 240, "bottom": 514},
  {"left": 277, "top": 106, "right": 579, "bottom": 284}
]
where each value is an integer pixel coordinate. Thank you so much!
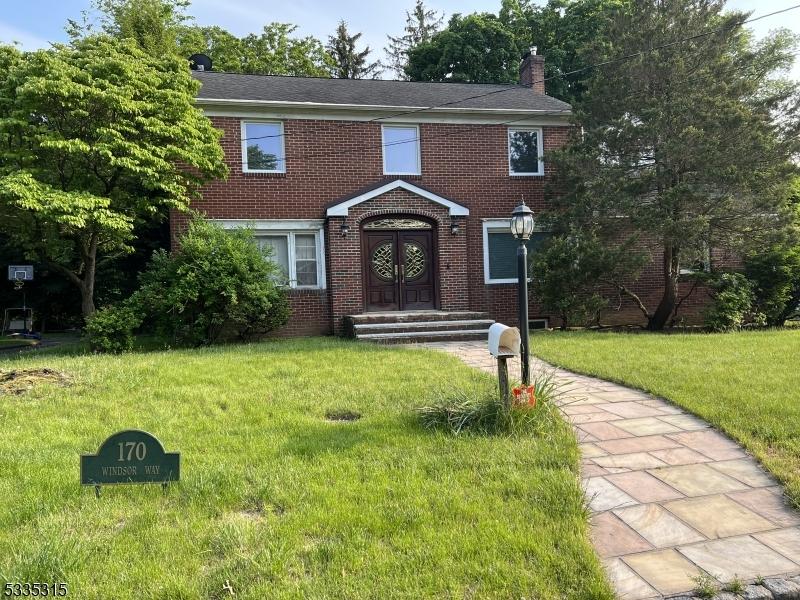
[
  {"left": 382, "top": 125, "right": 420, "bottom": 175},
  {"left": 508, "top": 127, "right": 543, "bottom": 176},
  {"left": 242, "top": 121, "right": 285, "bottom": 173}
]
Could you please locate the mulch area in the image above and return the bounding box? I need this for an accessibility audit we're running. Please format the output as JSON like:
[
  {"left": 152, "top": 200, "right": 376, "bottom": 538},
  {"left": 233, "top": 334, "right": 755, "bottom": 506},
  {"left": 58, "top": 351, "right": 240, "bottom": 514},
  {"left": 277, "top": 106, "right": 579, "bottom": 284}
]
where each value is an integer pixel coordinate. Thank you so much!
[{"left": 0, "top": 368, "right": 71, "bottom": 395}]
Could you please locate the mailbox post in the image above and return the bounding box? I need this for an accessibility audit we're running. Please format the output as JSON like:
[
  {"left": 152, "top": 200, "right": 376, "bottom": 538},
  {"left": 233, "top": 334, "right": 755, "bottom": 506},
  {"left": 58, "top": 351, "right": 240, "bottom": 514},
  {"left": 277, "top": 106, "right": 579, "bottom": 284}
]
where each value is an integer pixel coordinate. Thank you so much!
[{"left": 488, "top": 323, "right": 521, "bottom": 410}]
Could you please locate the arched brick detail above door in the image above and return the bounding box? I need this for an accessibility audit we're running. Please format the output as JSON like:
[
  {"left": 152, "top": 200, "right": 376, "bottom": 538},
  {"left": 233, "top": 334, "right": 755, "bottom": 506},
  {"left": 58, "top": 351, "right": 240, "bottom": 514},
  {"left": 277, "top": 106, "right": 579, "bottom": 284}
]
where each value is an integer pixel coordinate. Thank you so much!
[{"left": 327, "top": 188, "right": 469, "bottom": 334}]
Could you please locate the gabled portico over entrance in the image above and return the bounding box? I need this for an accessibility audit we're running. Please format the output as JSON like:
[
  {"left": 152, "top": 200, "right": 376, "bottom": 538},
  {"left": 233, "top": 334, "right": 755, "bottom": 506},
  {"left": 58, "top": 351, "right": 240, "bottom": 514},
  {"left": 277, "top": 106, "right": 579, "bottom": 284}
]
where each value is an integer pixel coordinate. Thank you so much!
[{"left": 325, "top": 179, "right": 470, "bottom": 334}]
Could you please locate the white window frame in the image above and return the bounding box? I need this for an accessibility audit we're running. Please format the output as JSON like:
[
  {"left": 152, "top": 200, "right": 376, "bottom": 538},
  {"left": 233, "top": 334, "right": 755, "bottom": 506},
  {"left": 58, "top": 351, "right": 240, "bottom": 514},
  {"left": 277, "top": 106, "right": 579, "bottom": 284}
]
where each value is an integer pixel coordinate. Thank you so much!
[
  {"left": 482, "top": 218, "right": 547, "bottom": 285},
  {"left": 508, "top": 127, "right": 544, "bottom": 176},
  {"left": 241, "top": 120, "right": 286, "bottom": 174},
  {"left": 382, "top": 124, "right": 421, "bottom": 176},
  {"left": 215, "top": 219, "right": 326, "bottom": 289}
]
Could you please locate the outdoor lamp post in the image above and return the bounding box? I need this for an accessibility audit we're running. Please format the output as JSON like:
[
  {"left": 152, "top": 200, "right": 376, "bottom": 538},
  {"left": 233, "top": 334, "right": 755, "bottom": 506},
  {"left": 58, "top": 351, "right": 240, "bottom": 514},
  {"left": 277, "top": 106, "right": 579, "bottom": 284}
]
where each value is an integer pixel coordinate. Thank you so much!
[{"left": 510, "top": 200, "right": 535, "bottom": 385}]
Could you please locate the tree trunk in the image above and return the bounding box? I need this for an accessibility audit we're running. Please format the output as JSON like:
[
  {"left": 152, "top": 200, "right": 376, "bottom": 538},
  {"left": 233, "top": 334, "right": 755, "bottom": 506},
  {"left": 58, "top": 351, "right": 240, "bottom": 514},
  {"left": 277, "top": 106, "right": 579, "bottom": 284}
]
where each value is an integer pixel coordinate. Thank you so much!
[
  {"left": 80, "top": 234, "right": 99, "bottom": 319},
  {"left": 648, "top": 244, "right": 680, "bottom": 331}
]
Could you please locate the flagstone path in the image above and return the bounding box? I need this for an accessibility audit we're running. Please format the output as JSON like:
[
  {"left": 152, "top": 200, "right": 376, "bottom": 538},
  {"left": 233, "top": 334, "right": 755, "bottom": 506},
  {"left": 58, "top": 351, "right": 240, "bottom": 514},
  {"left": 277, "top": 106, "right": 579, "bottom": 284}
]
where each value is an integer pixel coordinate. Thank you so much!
[{"left": 418, "top": 340, "right": 800, "bottom": 599}]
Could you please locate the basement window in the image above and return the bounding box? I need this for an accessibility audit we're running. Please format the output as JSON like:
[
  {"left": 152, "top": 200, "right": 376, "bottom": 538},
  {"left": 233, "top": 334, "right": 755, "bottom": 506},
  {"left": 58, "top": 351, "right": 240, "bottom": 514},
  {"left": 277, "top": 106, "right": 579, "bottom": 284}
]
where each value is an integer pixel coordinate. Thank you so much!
[
  {"left": 508, "top": 127, "right": 543, "bottom": 176},
  {"left": 242, "top": 121, "right": 285, "bottom": 173}
]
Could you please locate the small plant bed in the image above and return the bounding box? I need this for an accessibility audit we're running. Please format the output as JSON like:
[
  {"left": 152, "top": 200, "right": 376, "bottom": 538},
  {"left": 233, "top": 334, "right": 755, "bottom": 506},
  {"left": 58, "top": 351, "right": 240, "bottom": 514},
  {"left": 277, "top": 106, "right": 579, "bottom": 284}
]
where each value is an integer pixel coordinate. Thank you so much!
[
  {"left": 531, "top": 328, "right": 800, "bottom": 505},
  {"left": 0, "top": 367, "right": 70, "bottom": 395},
  {"left": 0, "top": 338, "right": 611, "bottom": 599}
]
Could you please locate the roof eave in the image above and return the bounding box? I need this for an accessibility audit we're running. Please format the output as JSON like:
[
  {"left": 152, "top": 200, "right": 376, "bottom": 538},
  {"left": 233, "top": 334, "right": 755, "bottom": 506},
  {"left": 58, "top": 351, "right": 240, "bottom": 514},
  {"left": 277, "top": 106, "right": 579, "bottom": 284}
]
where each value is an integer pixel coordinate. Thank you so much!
[{"left": 193, "top": 97, "right": 572, "bottom": 118}]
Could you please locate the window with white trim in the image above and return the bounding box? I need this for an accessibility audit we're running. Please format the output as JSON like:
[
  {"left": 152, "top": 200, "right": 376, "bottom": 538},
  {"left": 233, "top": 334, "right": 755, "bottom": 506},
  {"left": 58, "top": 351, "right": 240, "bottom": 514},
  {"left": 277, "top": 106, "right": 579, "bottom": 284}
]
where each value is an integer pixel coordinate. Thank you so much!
[
  {"left": 508, "top": 127, "right": 543, "bottom": 176},
  {"left": 255, "top": 231, "right": 323, "bottom": 288},
  {"left": 482, "top": 219, "right": 550, "bottom": 284},
  {"left": 382, "top": 125, "right": 421, "bottom": 175},
  {"left": 242, "top": 121, "right": 285, "bottom": 173}
]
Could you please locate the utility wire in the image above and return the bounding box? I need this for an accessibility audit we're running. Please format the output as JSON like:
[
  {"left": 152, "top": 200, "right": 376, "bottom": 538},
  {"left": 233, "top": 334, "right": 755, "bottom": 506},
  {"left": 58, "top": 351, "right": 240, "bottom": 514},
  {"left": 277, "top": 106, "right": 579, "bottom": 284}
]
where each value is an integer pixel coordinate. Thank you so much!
[{"left": 237, "top": 2, "right": 800, "bottom": 145}]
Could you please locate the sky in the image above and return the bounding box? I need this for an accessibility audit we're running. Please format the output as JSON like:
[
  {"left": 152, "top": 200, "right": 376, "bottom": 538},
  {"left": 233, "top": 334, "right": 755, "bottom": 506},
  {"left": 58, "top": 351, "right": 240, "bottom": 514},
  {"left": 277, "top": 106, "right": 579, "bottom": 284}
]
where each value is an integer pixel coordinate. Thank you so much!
[{"left": 0, "top": 0, "right": 798, "bottom": 79}]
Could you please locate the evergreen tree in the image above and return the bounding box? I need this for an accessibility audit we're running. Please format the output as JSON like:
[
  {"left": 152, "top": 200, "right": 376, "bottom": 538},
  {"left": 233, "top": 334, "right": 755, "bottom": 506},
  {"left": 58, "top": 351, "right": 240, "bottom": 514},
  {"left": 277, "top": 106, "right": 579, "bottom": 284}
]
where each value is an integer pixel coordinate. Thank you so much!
[
  {"left": 546, "top": 0, "right": 800, "bottom": 330},
  {"left": 327, "top": 21, "right": 382, "bottom": 79},
  {"left": 385, "top": 1, "right": 443, "bottom": 80}
]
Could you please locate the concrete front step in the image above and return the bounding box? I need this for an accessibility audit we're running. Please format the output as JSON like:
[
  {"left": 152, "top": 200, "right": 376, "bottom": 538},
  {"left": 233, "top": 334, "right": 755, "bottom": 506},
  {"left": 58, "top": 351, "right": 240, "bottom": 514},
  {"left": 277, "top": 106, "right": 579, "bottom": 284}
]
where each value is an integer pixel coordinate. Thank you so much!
[
  {"left": 357, "top": 329, "right": 491, "bottom": 344},
  {"left": 354, "top": 319, "right": 494, "bottom": 335},
  {"left": 347, "top": 311, "right": 488, "bottom": 325}
]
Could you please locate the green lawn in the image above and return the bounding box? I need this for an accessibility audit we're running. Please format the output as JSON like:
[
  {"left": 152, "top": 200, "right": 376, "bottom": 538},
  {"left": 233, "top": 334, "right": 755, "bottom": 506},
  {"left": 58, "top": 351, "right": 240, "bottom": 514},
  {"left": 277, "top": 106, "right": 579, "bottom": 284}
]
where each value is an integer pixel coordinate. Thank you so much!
[
  {"left": 531, "top": 328, "right": 800, "bottom": 505},
  {"left": 0, "top": 338, "right": 611, "bottom": 599}
]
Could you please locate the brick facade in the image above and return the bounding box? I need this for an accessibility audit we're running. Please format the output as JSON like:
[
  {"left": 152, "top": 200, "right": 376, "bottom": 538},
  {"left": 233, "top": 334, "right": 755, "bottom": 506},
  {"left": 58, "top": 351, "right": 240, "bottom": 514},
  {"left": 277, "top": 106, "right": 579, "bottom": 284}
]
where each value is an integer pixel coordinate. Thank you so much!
[{"left": 174, "top": 113, "right": 709, "bottom": 335}]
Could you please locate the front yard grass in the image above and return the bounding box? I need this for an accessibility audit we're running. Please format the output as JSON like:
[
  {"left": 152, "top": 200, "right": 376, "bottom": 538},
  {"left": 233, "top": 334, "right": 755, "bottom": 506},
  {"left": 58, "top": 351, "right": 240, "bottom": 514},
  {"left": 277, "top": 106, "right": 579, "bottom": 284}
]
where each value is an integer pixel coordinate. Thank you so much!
[
  {"left": 530, "top": 328, "right": 800, "bottom": 505},
  {"left": 0, "top": 338, "right": 611, "bottom": 599}
]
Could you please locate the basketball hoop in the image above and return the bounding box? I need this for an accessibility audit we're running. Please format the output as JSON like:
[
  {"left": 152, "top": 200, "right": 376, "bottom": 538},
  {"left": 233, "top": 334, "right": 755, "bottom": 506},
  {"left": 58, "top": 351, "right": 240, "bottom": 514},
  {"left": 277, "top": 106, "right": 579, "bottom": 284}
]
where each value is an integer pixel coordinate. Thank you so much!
[{"left": 3, "top": 265, "right": 35, "bottom": 335}]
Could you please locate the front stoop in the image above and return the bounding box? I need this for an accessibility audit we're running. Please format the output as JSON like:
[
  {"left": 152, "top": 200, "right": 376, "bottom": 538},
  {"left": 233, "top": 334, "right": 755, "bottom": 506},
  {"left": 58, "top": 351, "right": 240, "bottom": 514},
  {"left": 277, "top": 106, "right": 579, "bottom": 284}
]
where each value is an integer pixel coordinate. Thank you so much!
[{"left": 344, "top": 311, "right": 493, "bottom": 344}]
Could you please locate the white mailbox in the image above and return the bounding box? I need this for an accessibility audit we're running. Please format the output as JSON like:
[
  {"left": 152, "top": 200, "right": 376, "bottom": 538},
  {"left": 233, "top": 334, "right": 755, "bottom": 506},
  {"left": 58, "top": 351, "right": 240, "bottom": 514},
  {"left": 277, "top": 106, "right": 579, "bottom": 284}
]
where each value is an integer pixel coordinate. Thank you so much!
[{"left": 488, "top": 323, "right": 521, "bottom": 358}]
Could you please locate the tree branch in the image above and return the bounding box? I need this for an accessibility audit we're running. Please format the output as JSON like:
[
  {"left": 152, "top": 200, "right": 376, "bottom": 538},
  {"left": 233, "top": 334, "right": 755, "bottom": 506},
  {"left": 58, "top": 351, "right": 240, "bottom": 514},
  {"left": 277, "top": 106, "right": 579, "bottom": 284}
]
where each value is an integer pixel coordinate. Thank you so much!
[{"left": 602, "top": 278, "right": 652, "bottom": 321}]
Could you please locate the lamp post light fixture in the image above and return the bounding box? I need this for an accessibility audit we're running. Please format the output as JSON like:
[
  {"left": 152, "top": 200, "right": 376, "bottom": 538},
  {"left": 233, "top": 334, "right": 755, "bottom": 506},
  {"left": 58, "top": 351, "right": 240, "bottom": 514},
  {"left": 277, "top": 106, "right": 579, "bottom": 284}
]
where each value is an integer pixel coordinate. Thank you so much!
[{"left": 510, "top": 200, "right": 535, "bottom": 385}]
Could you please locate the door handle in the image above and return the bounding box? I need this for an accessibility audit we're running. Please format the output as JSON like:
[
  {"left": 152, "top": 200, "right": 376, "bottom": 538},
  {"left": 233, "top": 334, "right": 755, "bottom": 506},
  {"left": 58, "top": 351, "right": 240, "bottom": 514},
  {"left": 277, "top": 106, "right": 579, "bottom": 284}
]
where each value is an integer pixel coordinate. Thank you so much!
[
  {"left": 394, "top": 264, "right": 399, "bottom": 282},
  {"left": 400, "top": 264, "right": 405, "bottom": 283}
]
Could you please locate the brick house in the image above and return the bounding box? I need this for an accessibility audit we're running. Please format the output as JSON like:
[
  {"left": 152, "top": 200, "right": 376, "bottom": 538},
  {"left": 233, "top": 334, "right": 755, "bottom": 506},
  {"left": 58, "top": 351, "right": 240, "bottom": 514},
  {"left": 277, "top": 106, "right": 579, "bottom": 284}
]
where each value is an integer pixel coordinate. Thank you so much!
[{"left": 179, "top": 54, "right": 705, "bottom": 339}]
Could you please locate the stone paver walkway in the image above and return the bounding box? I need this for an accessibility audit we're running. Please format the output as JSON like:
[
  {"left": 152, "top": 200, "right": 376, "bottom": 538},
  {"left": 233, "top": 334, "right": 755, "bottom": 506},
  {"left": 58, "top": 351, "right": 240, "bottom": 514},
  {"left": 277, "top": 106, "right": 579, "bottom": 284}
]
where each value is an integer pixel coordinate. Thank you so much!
[{"left": 419, "top": 341, "right": 800, "bottom": 599}]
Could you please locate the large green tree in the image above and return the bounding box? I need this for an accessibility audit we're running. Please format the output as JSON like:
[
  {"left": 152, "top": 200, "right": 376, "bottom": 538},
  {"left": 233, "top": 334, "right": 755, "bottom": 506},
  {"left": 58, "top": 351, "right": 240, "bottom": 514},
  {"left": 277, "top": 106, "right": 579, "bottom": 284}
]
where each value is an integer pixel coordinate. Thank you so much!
[
  {"left": 177, "top": 23, "right": 333, "bottom": 76},
  {"left": 546, "top": 0, "right": 800, "bottom": 330},
  {"left": 67, "top": 0, "right": 190, "bottom": 56},
  {"left": 327, "top": 21, "right": 382, "bottom": 79},
  {"left": 406, "top": 13, "right": 520, "bottom": 83},
  {"left": 385, "top": 1, "right": 444, "bottom": 80},
  {"left": 499, "top": 0, "right": 625, "bottom": 103},
  {"left": 0, "top": 36, "right": 226, "bottom": 318}
]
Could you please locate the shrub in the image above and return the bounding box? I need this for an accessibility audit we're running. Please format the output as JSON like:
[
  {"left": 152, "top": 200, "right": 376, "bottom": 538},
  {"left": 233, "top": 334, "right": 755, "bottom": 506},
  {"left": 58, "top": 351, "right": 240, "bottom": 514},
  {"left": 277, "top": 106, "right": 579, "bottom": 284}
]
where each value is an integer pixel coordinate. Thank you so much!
[
  {"left": 744, "top": 245, "right": 800, "bottom": 326},
  {"left": 130, "top": 218, "right": 290, "bottom": 346},
  {"left": 417, "top": 373, "right": 561, "bottom": 436},
  {"left": 531, "top": 236, "right": 608, "bottom": 329},
  {"left": 703, "top": 272, "right": 764, "bottom": 331},
  {"left": 85, "top": 305, "right": 142, "bottom": 353}
]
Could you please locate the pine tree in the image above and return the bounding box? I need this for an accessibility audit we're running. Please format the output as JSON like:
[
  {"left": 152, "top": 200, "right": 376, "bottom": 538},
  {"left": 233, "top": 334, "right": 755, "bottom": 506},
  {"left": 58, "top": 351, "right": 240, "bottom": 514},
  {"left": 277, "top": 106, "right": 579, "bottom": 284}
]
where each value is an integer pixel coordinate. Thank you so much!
[
  {"left": 547, "top": 0, "right": 800, "bottom": 330},
  {"left": 326, "top": 21, "right": 382, "bottom": 79},
  {"left": 385, "top": 1, "right": 443, "bottom": 80}
]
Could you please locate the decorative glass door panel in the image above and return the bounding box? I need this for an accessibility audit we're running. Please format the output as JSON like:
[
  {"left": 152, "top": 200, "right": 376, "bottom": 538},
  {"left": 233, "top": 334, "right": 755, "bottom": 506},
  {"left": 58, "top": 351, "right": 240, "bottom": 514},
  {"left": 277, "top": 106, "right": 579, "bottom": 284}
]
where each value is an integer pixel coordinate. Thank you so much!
[{"left": 363, "top": 225, "right": 435, "bottom": 312}]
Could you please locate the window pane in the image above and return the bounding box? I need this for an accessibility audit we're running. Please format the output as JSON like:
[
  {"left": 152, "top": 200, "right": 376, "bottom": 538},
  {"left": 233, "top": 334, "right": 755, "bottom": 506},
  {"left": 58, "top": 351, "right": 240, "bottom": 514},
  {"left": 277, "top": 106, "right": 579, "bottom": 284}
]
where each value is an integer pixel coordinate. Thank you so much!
[
  {"left": 257, "top": 235, "right": 289, "bottom": 280},
  {"left": 509, "top": 130, "right": 541, "bottom": 174},
  {"left": 383, "top": 126, "right": 419, "bottom": 174},
  {"left": 295, "top": 234, "right": 317, "bottom": 286},
  {"left": 244, "top": 123, "right": 284, "bottom": 171},
  {"left": 487, "top": 231, "right": 549, "bottom": 280}
]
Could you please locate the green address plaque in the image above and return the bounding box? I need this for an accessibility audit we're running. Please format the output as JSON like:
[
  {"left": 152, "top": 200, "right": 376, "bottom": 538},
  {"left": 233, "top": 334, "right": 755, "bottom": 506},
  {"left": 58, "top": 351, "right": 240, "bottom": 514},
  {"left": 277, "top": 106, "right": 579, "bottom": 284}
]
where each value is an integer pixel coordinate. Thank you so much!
[{"left": 81, "top": 430, "right": 179, "bottom": 495}]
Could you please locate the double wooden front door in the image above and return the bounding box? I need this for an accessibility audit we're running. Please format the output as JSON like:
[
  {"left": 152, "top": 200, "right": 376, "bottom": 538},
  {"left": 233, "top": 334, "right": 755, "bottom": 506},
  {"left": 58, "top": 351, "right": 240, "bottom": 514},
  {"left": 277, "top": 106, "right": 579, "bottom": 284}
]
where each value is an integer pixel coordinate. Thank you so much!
[{"left": 363, "top": 230, "right": 436, "bottom": 311}]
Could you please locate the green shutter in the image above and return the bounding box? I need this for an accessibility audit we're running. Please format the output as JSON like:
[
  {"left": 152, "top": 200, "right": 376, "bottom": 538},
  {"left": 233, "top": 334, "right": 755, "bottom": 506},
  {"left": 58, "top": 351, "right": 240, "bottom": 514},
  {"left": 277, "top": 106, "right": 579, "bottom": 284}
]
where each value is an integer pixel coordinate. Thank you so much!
[{"left": 487, "top": 231, "right": 549, "bottom": 281}]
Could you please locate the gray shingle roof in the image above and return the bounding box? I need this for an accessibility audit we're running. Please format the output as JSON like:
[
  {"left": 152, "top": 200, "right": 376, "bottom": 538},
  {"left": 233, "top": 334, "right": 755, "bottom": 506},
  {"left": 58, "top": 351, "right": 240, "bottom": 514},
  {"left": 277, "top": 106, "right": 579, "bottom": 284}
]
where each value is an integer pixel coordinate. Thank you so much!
[{"left": 193, "top": 71, "right": 571, "bottom": 113}]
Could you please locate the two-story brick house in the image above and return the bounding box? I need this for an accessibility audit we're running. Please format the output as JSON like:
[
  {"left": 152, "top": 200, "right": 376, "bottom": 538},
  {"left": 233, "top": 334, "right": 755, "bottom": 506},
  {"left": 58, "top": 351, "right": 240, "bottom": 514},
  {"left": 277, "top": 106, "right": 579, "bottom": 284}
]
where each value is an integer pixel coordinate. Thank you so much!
[{"left": 176, "top": 53, "right": 588, "bottom": 340}]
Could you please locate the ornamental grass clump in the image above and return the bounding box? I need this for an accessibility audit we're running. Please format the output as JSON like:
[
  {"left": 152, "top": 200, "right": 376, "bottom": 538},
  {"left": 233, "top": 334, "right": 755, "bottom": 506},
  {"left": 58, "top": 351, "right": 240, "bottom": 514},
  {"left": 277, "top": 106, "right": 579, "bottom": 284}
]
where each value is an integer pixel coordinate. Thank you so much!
[{"left": 417, "top": 372, "right": 561, "bottom": 436}]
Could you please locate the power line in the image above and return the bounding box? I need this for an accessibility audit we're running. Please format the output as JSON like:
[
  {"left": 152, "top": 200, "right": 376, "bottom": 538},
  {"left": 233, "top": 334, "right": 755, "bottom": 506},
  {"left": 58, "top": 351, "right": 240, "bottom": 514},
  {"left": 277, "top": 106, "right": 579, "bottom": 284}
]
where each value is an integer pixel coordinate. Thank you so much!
[{"left": 236, "top": 2, "right": 800, "bottom": 145}]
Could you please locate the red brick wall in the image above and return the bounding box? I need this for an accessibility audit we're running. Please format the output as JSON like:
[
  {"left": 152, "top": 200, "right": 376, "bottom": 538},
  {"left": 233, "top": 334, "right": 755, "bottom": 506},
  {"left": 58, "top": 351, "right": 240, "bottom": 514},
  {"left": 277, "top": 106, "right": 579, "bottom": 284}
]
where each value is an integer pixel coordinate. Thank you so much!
[
  {"left": 273, "top": 289, "right": 331, "bottom": 337},
  {"left": 175, "top": 115, "right": 710, "bottom": 334}
]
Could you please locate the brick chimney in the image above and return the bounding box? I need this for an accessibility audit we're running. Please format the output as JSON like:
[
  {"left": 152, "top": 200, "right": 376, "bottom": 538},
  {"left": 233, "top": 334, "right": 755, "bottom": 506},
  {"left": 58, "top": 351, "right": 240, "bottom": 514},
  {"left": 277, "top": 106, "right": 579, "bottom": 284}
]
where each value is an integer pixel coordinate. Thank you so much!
[{"left": 519, "top": 48, "right": 545, "bottom": 94}]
